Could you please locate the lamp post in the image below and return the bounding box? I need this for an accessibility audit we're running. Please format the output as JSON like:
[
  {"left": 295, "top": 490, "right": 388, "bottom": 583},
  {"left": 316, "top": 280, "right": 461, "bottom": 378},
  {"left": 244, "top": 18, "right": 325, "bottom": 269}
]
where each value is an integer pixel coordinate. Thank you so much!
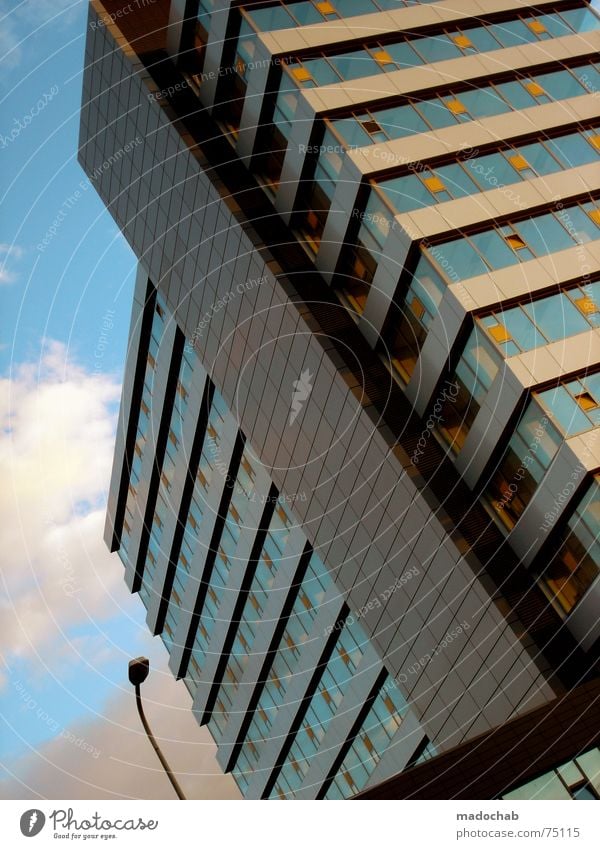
[{"left": 128, "top": 657, "right": 186, "bottom": 800}]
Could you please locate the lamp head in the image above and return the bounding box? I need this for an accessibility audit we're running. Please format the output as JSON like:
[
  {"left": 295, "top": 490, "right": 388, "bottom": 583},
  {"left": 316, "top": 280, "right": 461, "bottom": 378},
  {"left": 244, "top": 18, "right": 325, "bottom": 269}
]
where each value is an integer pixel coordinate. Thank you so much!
[{"left": 128, "top": 656, "right": 150, "bottom": 686}]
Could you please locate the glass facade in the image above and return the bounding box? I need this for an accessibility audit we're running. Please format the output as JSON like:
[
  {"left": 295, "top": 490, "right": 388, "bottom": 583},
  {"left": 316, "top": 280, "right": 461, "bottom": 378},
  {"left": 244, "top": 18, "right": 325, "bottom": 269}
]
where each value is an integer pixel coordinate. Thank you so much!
[
  {"left": 254, "top": 74, "right": 301, "bottom": 192},
  {"left": 484, "top": 400, "right": 561, "bottom": 531},
  {"left": 436, "top": 325, "right": 502, "bottom": 452},
  {"left": 479, "top": 281, "right": 600, "bottom": 357},
  {"left": 232, "top": 553, "right": 333, "bottom": 794},
  {"left": 203, "top": 449, "right": 256, "bottom": 728},
  {"left": 104, "top": 0, "right": 600, "bottom": 801},
  {"left": 295, "top": 127, "right": 344, "bottom": 250},
  {"left": 323, "top": 676, "right": 408, "bottom": 798},
  {"left": 433, "top": 285, "right": 600, "bottom": 453},
  {"left": 337, "top": 190, "right": 393, "bottom": 313},
  {"left": 139, "top": 346, "right": 197, "bottom": 611},
  {"left": 541, "top": 476, "right": 600, "bottom": 614},
  {"left": 428, "top": 197, "right": 600, "bottom": 283},
  {"left": 330, "top": 60, "right": 600, "bottom": 150},
  {"left": 503, "top": 748, "right": 600, "bottom": 799},
  {"left": 270, "top": 619, "right": 368, "bottom": 799},
  {"left": 373, "top": 126, "right": 600, "bottom": 215},
  {"left": 182, "top": 390, "right": 234, "bottom": 694},
  {"left": 389, "top": 255, "right": 449, "bottom": 382},
  {"left": 187, "top": 442, "right": 257, "bottom": 699},
  {"left": 277, "top": 5, "right": 599, "bottom": 88},
  {"left": 192, "top": 0, "right": 218, "bottom": 80},
  {"left": 207, "top": 500, "right": 293, "bottom": 741},
  {"left": 243, "top": 0, "right": 438, "bottom": 33},
  {"left": 119, "top": 296, "right": 167, "bottom": 567}
]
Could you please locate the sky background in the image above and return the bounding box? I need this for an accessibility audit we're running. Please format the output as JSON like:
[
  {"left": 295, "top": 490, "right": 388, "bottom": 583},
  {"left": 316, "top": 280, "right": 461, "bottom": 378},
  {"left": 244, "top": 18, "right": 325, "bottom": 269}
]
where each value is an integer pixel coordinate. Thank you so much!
[{"left": 0, "top": 0, "right": 238, "bottom": 799}]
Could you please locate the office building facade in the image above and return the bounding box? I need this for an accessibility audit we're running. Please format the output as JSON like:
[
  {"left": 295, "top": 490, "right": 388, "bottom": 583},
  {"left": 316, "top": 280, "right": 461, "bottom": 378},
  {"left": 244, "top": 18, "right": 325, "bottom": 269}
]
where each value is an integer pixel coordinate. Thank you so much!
[{"left": 81, "top": 0, "right": 600, "bottom": 798}]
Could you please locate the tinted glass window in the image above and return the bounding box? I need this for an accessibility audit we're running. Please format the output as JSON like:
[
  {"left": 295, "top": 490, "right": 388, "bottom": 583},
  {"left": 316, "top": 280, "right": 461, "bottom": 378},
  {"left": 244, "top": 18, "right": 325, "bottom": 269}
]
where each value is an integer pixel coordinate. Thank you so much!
[
  {"left": 470, "top": 229, "right": 520, "bottom": 269},
  {"left": 385, "top": 41, "right": 423, "bottom": 68},
  {"left": 496, "top": 80, "right": 538, "bottom": 109},
  {"left": 436, "top": 162, "right": 479, "bottom": 196},
  {"left": 379, "top": 174, "right": 432, "bottom": 212},
  {"left": 416, "top": 98, "right": 458, "bottom": 129},
  {"left": 524, "top": 295, "right": 588, "bottom": 342},
  {"left": 560, "top": 7, "right": 600, "bottom": 33},
  {"left": 537, "top": 69, "right": 586, "bottom": 99},
  {"left": 432, "top": 238, "right": 488, "bottom": 280},
  {"left": 517, "top": 141, "right": 561, "bottom": 176},
  {"left": 379, "top": 104, "right": 430, "bottom": 137},
  {"left": 459, "top": 87, "right": 511, "bottom": 117},
  {"left": 414, "top": 35, "right": 462, "bottom": 62},
  {"left": 516, "top": 213, "right": 575, "bottom": 256}
]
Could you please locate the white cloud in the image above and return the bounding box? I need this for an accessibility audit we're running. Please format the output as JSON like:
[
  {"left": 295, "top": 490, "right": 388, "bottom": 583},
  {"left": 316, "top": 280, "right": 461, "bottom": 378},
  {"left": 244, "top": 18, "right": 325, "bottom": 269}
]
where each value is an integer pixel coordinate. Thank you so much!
[
  {"left": 0, "top": 339, "right": 126, "bottom": 669},
  {"left": 0, "top": 340, "right": 239, "bottom": 799},
  {"left": 0, "top": 244, "right": 23, "bottom": 286},
  {"left": 0, "top": 244, "right": 23, "bottom": 257}
]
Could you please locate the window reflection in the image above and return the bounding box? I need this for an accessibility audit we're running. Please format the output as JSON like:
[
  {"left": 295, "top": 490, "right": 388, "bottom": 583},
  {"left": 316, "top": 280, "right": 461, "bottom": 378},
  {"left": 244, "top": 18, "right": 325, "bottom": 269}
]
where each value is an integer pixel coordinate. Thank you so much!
[{"left": 541, "top": 478, "right": 600, "bottom": 614}]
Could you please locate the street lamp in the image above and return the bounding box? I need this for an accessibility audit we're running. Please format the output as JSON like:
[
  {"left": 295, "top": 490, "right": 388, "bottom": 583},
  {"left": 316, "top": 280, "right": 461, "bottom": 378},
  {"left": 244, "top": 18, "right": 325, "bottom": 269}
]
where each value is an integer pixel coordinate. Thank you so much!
[{"left": 128, "top": 657, "right": 187, "bottom": 800}]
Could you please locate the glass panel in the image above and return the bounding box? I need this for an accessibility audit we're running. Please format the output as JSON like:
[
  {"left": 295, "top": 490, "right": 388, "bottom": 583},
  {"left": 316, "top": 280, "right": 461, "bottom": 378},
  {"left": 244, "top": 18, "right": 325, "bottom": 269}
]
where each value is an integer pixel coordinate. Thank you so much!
[
  {"left": 413, "top": 34, "right": 463, "bottom": 62},
  {"left": 547, "top": 132, "right": 599, "bottom": 168},
  {"left": 277, "top": 86, "right": 299, "bottom": 123},
  {"left": 385, "top": 41, "right": 423, "bottom": 68},
  {"left": 470, "top": 229, "right": 520, "bottom": 270},
  {"left": 504, "top": 773, "right": 572, "bottom": 800},
  {"left": 574, "top": 64, "right": 600, "bottom": 93},
  {"left": 495, "top": 306, "right": 540, "bottom": 351},
  {"left": 560, "top": 7, "right": 600, "bottom": 33},
  {"left": 492, "top": 19, "right": 536, "bottom": 47},
  {"left": 521, "top": 402, "right": 562, "bottom": 469},
  {"left": 436, "top": 162, "right": 479, "bottom": 197},
  {"left": 516, "top": 213, "right": 575, "bottom": 256},
  {"left": 247, "top": 5, "right": 295, "bottom": 30},
  {"left": 463, "top": 329, "right": 501, "bottom": 388},
  {"left": 415, "top": 98, "right": 458, "bottom": 129},
  {"left": 458, "top": 86, "right": 511, "bottom": 117},
  {"left": 331, "top": 116, "right": 373, "bottom": 147},
  {"left": 495, "top": 80, "right": 538, "bottom": 109},
  {"left": 516, "top": 140, "right": 561, "bottom": 175},
  {"left": 538, "top": 385, "right": 591, "bottom": 435},
  {"left": 466, "top": 151, "right": 523, "bottom": 188},
  {"left": 289, "top": 2, "right": 323, "bottom": 25},
  {"left": 302, "top": 58, "right": 341, "bottom": 86},
  {"left": 524, "top": 294, "right": 589, "bottom": 343},
  {"left": 429, "top": 238, "right": 488, "bottom": 280},
  {"left": 561, "top": 204, "right": 600, "bottom": 244},
  {"left": 329, "top": 50, "right": 383, "bottom": 81},
  {"left": 377, "top": 104, "right": 430, "bottom": 138},
  {"left": 378, "top": 174, "right": 432, "bottom": 212},
  {"left": 410, "top": 268, "right": 443, "bottom": 316},
  {"left": 337, "top": 0, "right": 378, "bottom": 14},
  {"left": 535, "top": 12, "right": 571, "bottom": 37},
  {"left": 577, "top": 749, "right": 600, "bottom": 794},
  {"left": 537, "top": 69, "right": 586, "bottom": 99},
  {"left": 464, "top": 25, "right": 502, "bottom": 52},
  {"left": 361, "top": 193, "right": 392, "bottom": 248}
]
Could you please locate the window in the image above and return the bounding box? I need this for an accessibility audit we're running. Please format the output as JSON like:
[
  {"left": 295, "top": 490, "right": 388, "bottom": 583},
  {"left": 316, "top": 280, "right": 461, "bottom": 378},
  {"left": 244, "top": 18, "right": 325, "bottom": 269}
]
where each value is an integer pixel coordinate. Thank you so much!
[
  {"left": 485, "top": 401, "right": 562, "bottom": 531},
  {"left": 429, "top": 197, "right": 600, "bottom": 282}
]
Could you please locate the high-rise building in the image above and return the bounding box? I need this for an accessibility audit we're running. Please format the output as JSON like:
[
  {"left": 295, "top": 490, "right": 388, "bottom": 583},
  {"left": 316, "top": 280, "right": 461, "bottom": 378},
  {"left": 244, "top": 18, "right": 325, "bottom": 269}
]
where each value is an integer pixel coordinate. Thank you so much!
[{"left": 80, "top": 0, "right": 600, "bottom": 798}]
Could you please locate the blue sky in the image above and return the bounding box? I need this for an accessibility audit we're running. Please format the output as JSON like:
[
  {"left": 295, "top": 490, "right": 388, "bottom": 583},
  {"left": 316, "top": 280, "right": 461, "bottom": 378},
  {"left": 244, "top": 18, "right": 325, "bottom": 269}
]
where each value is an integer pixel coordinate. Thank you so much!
[
  {"left": 0, "top": 0, "right": 135, "bottom": 375},
  {"left": 0, "top": 0, "right": 237, "bottom": 799}
]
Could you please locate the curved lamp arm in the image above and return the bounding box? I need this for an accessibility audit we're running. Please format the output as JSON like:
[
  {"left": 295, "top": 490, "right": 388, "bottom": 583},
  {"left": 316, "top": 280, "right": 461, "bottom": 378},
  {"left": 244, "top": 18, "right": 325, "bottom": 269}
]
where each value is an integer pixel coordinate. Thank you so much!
[{"left": 129, "top": 657, "right": 186, "bottom": 801}]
